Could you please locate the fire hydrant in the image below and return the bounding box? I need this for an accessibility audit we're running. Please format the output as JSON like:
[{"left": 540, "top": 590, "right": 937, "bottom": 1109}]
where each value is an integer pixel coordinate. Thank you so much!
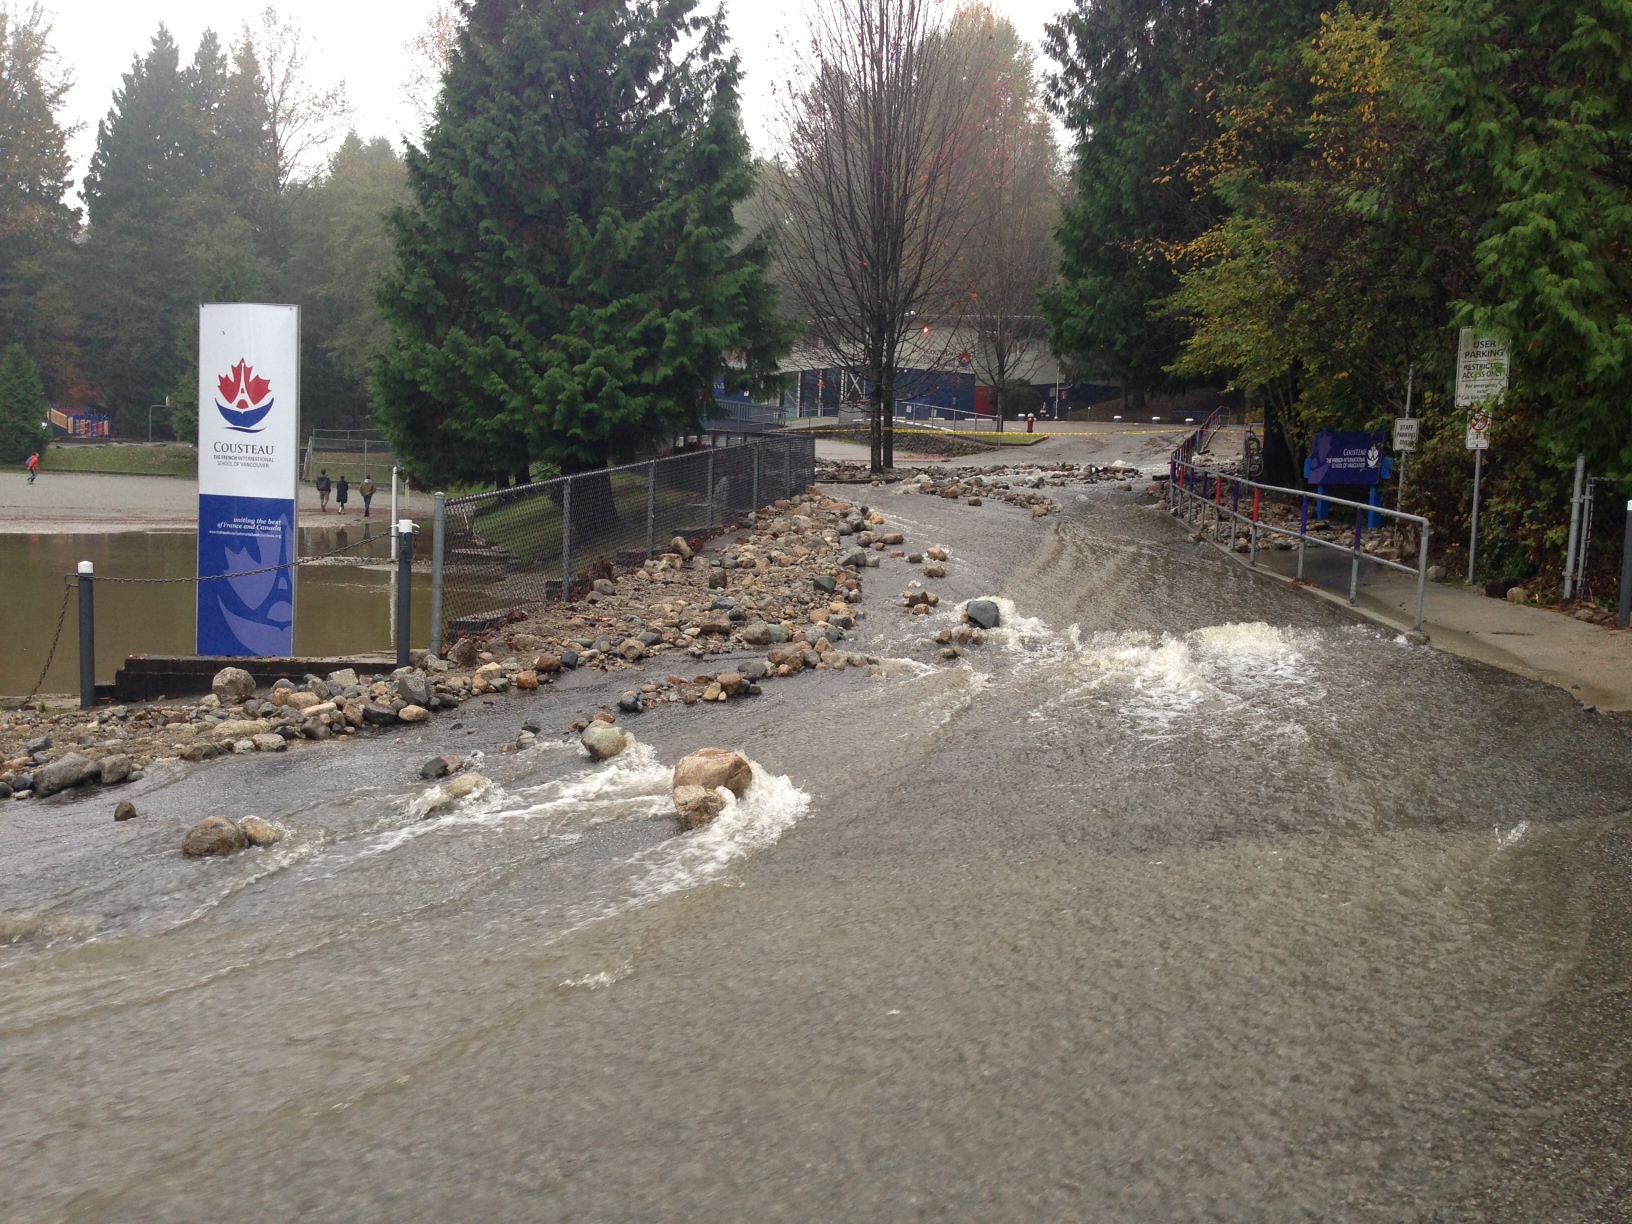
[{"left": 1026, "top": 413, "right": 1036, "bottom": 433}]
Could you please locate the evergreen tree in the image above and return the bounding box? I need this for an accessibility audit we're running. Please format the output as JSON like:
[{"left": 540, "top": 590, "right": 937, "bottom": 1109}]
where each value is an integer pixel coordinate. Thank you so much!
[
  {"left": 374, "top": 0, "right": 788, "bottom": 490},
  {"left": 0, "top": 342, "right": 49, "bottom": 462},
  {"left": 0, "top": 4, "right": 78, "bottom": 386}
]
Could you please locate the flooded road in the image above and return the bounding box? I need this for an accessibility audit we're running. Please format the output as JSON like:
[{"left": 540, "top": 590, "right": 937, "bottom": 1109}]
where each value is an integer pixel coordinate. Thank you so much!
[{"left": 3, "top": 483, "right": 1629, "bottom": 1220}]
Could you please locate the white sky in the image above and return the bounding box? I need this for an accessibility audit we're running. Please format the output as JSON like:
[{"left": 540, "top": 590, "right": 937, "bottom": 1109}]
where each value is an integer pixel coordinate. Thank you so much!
[{"left": 51, "top": 0, "right": 1068, "bottom": 203}]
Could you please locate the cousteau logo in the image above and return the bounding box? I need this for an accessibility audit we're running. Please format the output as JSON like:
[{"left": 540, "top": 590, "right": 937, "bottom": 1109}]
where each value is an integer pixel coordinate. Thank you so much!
[{"left": 215, "top": 360, "right": 275, "bottom": 433}]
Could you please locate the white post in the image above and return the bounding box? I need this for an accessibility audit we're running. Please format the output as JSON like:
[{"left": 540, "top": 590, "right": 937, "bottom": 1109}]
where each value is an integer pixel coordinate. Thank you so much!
[{"left": 391, "top": 466, "right": 399, "bottom": 530}]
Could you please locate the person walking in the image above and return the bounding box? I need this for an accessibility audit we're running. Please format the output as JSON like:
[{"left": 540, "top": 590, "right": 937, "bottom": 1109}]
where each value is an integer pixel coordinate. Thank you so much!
[
  {"left": 26, "top": 451, "right": 40, "bottom": 484},
  {"left": 359, "top": 474, "right": 377, "bottom": 519},
  {"left": 315, "top": 469, "right": 331, "bottom": 512},
  {"left": 335, "top": 474, "right": 350, "bottom": 514}
]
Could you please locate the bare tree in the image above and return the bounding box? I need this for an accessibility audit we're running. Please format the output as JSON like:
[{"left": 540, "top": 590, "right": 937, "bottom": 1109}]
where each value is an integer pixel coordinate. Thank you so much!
[
  {"left": 402, "top": 1, "right": 461, "bottom": 130},
  {"left": 770, "top": 0, "right": 980, "bottom": 472},
  {"left": 953, "top": 5, "right": 1060, "bottom": 431},
  {"left": 241, "top": 7, "right": 351, "bottom": 258}
]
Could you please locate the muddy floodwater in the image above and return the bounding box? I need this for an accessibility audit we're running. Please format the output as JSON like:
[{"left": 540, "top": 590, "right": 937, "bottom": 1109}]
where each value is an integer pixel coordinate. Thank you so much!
[
  {"left": 2, "top": 483, "right": 1630, "bottom": 1221},
  {"left": 2, "top": 526, "right": 431, "bottom": 695}
]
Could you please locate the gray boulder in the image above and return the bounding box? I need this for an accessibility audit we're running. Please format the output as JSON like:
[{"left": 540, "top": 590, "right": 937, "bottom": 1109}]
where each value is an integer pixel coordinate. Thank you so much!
[
  {"left": 212, "top": 666, "right": 256, "bottom": 703},
  {"left": 33, "top": 752, "right": 99, "bottom": 797},
  {"left": 395, "top": 674, "right": 433, "bottom": 707},
  {"left": 965, "top": 599, "right": 1002, "bottom": 630},
  {"left": 99, "top": 755, "right": 133, "bottom": 785}
]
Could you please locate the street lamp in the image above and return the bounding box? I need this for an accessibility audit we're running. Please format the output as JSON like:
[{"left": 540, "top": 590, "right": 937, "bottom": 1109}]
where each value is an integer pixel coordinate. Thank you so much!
[{"left": 147, "top": 397, "right": 170, "bottom": 443}]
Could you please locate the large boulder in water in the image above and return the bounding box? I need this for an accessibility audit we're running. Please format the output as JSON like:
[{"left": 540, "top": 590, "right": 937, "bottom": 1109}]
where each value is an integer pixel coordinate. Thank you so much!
[
  {"left": 182, "top": 817, "right": 247, "bottom": 857},
  {"left": 672, "top": 748, "right": 752, "bottom": 830},
  {"left": 582, "top": 721, "right": 630, "bottom": 760},
  {"left": 965, "top": 599, "right": 1002, "bottom": 630}
]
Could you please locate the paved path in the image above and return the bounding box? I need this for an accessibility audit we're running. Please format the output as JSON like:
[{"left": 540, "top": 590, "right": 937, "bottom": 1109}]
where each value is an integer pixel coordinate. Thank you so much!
[
  {"left": 0, "top": 471, "right": 436, "bottom": 533},
  {"left": 1210, "top": 522, "right": 1632, "bottom": 711},
  {"left": 817, "top": 421, "right": 1192, "bottom": 473}
]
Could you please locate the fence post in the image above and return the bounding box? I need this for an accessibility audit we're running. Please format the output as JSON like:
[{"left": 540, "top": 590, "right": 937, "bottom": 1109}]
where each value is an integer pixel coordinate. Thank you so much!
[
  {"left": 752, "top": 444, "right": 760, "bottom": 511},
  {"left": 1298, "top": 495, "right": 1308, "bottom": 581},
  {"left": 705, "top": 447, "right": 715, "bottom": 531},
  {"left": 647, "top": 461, "right": 656, "bottom": 559},
  {"left": 1415, "top": 523, "right": 1430, "bottom": 633},
  {"left": 396, "top": 520, "right": 415, "bottom": 669},
  {"left": 1563, "top": 453, "right": 1586, "bottom": 600},
  {"left": 782, "top": 438, "right": 790, "bottom": 500},
  {"left": 561, "top": 479, "right": 572, "bottom": 601},
  {"left": 77, "top": 561, "right": 95, "bottom": 710},
  {"left": 1620, "top": 501, "right": 1632, "bottom": 628},
  {"left": 1349, "top": 513, "right": 1362, "bottom": 605},
  {"left": 429, "top": 492, "right": 446, "bottom": 657}
]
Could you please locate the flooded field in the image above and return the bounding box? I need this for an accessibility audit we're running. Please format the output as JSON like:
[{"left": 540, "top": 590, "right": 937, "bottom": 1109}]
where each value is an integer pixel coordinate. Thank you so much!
[{"left": 2, "top": 526, "right": 431, "bottom": 695}]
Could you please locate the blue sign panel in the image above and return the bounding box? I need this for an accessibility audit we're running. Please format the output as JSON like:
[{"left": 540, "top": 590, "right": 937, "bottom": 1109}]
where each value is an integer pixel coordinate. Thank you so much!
[
  {"left": 1306, "top": 430, "right": 1387, "bottom": 486},
  {"left": 197, "top": 494, "right": 297, "bottom": 656}
]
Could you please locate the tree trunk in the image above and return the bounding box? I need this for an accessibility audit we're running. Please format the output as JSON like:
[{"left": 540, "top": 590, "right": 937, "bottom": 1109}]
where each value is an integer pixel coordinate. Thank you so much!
[
  {"left": 870, "top": 394, "right": 883, "bottom": 473},
  {"left": 563, "top": 467, "right": 623, "bottom": 545}
]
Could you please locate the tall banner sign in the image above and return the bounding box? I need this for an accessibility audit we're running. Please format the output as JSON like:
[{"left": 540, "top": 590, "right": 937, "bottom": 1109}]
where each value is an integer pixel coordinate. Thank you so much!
[{"left": 197, "top": 304, "right": 300, "bottom": 656}]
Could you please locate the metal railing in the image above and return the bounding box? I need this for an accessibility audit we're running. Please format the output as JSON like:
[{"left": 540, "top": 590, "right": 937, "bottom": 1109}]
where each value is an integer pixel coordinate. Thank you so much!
[
  {"left": 432, "top": 433, "right": 816, "bottom": 640},
  {"left": 1169, "top": 449, "right": 1433, "bottom": 633}
]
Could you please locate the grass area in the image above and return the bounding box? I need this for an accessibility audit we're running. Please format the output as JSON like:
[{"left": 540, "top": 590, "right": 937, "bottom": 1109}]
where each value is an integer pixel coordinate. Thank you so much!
[
  {"left": 39, "top": 443, "right": 196, "bottom": 477},
  {"left": 471, "top": 470, "right": 698, "bottom": 563}
]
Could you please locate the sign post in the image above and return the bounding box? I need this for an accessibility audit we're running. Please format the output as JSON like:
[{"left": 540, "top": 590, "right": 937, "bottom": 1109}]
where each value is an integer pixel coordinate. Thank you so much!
[
  {"left": 1455, "top": 329, "right": 1508, "bottom": 584},
  {"left": 196, "top": 304, "right": 301, "bottom": 657}
]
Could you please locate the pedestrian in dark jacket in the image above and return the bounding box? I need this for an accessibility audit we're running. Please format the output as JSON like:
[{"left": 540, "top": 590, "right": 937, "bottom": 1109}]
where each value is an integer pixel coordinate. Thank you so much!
[
  {"left": 336, "top": 475, "right": 350, "bottom": 514},
  {"left": 315, "top": 470, "right": 331, "bottom": 512}
]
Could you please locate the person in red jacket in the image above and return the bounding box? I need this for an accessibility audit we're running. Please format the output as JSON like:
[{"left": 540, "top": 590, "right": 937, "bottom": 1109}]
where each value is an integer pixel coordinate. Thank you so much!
[{"left": 26, "top": 451, "right": 40, "bottom": 483}]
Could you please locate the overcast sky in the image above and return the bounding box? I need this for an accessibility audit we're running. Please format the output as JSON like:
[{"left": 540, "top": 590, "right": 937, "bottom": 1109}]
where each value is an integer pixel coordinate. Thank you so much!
[{"left": 51, "top": 0, "right": 1070, "bottom": 202}]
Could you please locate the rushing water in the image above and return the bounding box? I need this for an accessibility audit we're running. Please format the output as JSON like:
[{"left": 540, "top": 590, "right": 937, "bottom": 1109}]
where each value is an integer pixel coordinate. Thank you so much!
[
  {"left": 2, "top": 484, "right": 1629, "bottom": 1221},
  {"left": 1, "top": 527, "right": 431, "bottom": 695}
]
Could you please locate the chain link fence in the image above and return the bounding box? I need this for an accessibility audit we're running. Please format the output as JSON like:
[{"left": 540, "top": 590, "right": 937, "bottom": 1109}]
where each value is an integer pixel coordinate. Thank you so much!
[{"left": 437, "top": 435, "right": 816, "bottom": 636}]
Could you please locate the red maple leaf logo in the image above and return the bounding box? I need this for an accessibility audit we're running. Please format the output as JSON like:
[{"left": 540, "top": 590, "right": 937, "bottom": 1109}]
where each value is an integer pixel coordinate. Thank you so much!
[{"left": 217, "top": 360, "right": 273, "bottom": 409}]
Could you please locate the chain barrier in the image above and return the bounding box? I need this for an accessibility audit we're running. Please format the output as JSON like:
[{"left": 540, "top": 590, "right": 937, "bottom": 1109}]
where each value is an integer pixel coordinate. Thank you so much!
[
  {"left": 85, "top": 532, "right": 396, "bottom": 585},
  {"left": 21, "top": 579, "right": 74, "bottom": 705}
]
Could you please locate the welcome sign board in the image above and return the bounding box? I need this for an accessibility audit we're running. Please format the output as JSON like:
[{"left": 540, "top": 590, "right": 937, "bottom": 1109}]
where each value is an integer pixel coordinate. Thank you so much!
[
  {"left": 1305, "top": 430, "right": 1388, "bottom": 486},
  {"left": 196, "top": 304, "right": 300, "bottom": 656}
]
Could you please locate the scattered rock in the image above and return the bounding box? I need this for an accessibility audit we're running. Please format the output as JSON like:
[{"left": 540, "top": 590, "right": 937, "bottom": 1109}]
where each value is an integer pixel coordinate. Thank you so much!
[
  {"left": 238, "top": 817, "right": 283, "bottom": 847},
  {"left": 673, "top": 784, "right": 725, "bottom": 828},
  {"left": 397, "top": 705, "right": 431, "bottom": 723},
  {"left": 619, "top": 638, "right": 647, "bottom": 661},
  {"left": 673, "top": 747, "right": 752, "bottom": 799},
  {"left": 965, "top": 599, "right": 1002, "bottom": 630},
  {"left": 396, "top": 674, "right": 433, "bottom": 706},
  {"left": 582, "top": 721, "right": 630, "bottom": 760},
  {"left": 535, "top": 653, "right": 563, "bottom": 674},
  {"left": 113, "top": 800, "right": 138, "bottom": 821},
  {"left": 99, "top": 754, "right": 133, "bottom": 785},
  {"left": 923, "top": 563, "right": 946, "bottom": 578},
  {"left": 212, "top": 666, "right": 255, "bottom": 703},
  {"left": 446, "top": 637, "right": 480, "bottom": 668},
  {"left": 670, "top": 535, "right": 694, "bottom": 562},
  {"left": 420, "top": 755, "right": 453, "bottom": 779},
  {"left": 212, "top": 718, "right": 272, "bottom": 742},
  {"left": 363, "top": 703, "right": 400, "bottom": 727},
  {"left": 814, "top": 574, "right": 837, "bottom": 594},
  {"left": 1505, "top": 586, "right": 1528, "bottom": 604},
  {"left": 618, "top": 692, "right": 644, "bottom": 713},
  {"left": 251, "top": 733, "right": 287, "bottom": 753},
  {"left": 33, "top": 752, "right": 98, "bottom": 797},
  {"left": 514, "top": 669, "right": 540, "bottom": 690},
  {"left": 182, "top": 816, "right": 247, "bottom": 857},
  {"left": 446, "top": 773, "right": 488, "bottom": 799}
]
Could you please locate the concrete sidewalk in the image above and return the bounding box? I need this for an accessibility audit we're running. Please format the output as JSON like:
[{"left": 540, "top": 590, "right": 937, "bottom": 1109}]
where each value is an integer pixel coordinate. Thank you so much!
[{"left": 1226, "top": 531, "right": 1632, "bottom": 711}]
